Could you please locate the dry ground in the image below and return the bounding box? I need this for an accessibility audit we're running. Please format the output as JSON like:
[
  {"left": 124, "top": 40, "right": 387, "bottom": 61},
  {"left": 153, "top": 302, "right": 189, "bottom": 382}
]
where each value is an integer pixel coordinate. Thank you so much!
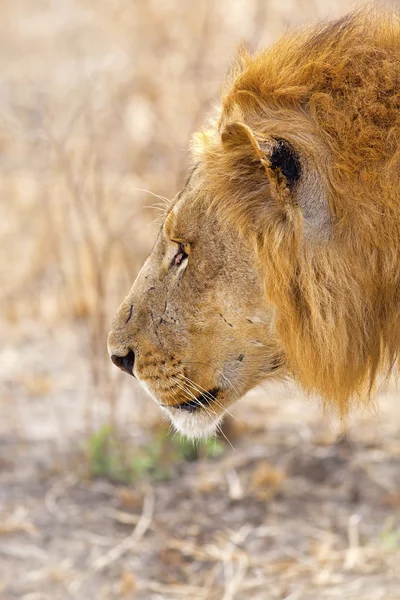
[{"left": 0, "top": 1, "right": 399, "bottom": 599}]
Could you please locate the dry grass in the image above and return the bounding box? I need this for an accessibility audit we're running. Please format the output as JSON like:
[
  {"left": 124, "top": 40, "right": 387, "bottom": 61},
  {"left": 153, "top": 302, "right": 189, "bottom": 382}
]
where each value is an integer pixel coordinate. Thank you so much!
[{"left": 0, "top": 1, "right": 399, "bottom": 598}]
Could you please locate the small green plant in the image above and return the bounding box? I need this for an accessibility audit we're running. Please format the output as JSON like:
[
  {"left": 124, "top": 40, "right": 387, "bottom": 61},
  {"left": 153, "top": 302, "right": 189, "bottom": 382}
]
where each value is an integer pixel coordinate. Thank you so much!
[
  {"left": 173, "top": 434, "right": 225, "bottom": 462},
  {"left": 87, "top": 424, "right": 226, "bottom": 484},
  {"left": 87, "top": 424, "right": 134, "bottom": 483}
]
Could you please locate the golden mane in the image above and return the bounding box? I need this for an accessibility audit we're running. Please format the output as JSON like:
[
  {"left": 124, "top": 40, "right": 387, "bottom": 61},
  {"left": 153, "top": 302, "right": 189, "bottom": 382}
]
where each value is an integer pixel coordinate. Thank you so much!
[{"left": 193, "top": 7, "right": 400, "bottom": 413}]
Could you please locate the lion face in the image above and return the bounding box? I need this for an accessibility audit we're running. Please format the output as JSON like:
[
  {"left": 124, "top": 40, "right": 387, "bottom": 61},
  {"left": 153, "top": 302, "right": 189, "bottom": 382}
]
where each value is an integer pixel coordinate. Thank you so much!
[{"left": 108, "top": 165, "right": 286, "bottom": 438}]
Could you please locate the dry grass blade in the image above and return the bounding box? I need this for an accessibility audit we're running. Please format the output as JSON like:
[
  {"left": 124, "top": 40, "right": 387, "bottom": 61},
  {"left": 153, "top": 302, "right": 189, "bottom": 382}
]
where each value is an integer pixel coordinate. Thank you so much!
[
  {"left": 44, "top": 475, "right": 79, "bottom": 523},
  {"left": 91, "top": 485, "right": 155, "bottom": 572},
  {"left": 0, "top": 507, "right": 39, "bottom": 537}
]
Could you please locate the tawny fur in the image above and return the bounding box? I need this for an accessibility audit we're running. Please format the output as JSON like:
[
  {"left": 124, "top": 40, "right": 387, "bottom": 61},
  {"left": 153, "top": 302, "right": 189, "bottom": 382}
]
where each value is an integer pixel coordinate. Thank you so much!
[
  {"left": 109, "top": 7, "right": 400, "bottom": 437},
  {"left": 192, "top": 7, "right": 400, "bottom": 414}
]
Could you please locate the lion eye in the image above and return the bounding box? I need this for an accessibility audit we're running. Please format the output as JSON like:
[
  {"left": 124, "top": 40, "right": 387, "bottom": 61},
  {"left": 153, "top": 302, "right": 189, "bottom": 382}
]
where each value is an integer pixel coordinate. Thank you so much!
[{"left": 174, "top": 243, "right": 189, "bottom": 266}]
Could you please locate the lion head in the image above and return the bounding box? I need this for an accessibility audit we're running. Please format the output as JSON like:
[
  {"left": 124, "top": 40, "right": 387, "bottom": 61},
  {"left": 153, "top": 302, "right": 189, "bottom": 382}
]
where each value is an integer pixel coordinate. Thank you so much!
[{"left": 108, "top": 8, "right": 400, "bottom": 438}]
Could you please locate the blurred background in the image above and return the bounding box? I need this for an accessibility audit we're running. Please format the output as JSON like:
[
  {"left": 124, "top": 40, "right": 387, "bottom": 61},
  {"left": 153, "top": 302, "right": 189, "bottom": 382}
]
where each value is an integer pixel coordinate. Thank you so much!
[{"left": 0, "top": 1, "right": 399, "bottom": 598}]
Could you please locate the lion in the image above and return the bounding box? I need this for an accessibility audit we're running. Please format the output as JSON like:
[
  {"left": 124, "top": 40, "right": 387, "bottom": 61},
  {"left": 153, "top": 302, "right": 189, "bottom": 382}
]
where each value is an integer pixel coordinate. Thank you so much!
[{"left": 108, "top": 7, "right": 400, "bottom": 438}]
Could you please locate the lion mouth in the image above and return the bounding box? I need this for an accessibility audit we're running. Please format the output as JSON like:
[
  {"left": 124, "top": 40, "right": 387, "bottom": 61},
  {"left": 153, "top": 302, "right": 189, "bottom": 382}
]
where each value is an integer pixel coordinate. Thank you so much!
[{"left": 169, "top": 387, "right": 220, "bottom": 412}]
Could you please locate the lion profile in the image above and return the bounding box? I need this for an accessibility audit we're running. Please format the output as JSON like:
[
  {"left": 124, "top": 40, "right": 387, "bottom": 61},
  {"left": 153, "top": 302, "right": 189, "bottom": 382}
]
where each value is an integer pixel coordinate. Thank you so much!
[{"left": 108, "top": 7, "right": 400, "bottom": 438}]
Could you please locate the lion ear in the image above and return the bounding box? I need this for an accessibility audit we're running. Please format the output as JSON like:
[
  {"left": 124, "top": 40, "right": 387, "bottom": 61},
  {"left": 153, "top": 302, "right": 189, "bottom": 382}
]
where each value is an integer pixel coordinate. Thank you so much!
[
  {"left": 221, "top": 121, "right": 301, "bottom": 203},
  {"left": 221, "top": 121, "right": 330, "bottom": 236},
  {"left": 221, "top": 122, "right": 266, "bottom": 158}
]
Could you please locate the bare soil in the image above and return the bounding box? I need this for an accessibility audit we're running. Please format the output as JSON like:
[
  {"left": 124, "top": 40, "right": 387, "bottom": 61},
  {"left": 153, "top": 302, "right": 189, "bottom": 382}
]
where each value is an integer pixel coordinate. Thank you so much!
[{"left": 1, "top": 324, "right": 399, "bottom": 600}]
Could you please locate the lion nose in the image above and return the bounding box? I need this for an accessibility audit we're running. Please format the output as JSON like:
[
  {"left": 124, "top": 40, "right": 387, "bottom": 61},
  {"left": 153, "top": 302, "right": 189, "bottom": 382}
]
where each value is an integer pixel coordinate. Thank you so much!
[{"left": 111, "top": 350, "right": 135, "bottom": 376}]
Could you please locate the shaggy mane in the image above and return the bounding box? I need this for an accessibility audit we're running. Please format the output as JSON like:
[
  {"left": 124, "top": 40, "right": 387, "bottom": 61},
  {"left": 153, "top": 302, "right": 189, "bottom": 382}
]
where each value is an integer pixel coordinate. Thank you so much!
[{"left": 192, "top": 6, "right": 400, "bottom": 413}]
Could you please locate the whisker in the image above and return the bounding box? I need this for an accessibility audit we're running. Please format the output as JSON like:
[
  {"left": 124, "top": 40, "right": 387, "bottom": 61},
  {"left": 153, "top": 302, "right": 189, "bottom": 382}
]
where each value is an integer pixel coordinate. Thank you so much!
[
  {"left": 143, "top": 203, "right": 169, "bottom": 213},
  {"left": 131, "top": 188, "right": 170, "bottom": 203},
  {"left": 172, "top": 379, "right": 218, "bottom": 417},
  {"left": 178, "top": 382, "right": 222, "bottom": 423},
  {"left": 178, "top": 374, "right": 216, "bottom": 403},
  {"left": 178, "top": 375, "right": 226, "bottom": 411},
  {"left": 177, "top": 374, "right": 241, "bottom": 424},
  {"left": 177, "top": 375, "right": 225, "bottom": 416},
  {"left": 216, "top": 422, "right": 235, "bottom": 452},
  {"left": 149, "top": 214, "right": 165, "bottom": 227},
  {"left": 172, "top": 378, "right": 198, "bottom": 403}
]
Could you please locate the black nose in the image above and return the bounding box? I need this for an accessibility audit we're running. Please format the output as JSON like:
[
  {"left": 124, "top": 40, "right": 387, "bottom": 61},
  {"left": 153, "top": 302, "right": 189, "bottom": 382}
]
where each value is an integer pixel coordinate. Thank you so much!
[{"left": 111, "top": 350, "right": 135, "bottom": 376}]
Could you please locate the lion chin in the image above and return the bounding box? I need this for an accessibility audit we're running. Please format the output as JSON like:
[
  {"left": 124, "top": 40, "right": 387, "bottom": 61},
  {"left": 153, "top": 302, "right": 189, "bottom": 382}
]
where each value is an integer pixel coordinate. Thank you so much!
[
  {"left": 137, "top": 378, "right": 227, "bottom": 439},
  {"left": 108, "top": 7, "right": 400, "bottom": 437},
  {"left": 161, "top": 406, "right": 225, "bottom": 440}
]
